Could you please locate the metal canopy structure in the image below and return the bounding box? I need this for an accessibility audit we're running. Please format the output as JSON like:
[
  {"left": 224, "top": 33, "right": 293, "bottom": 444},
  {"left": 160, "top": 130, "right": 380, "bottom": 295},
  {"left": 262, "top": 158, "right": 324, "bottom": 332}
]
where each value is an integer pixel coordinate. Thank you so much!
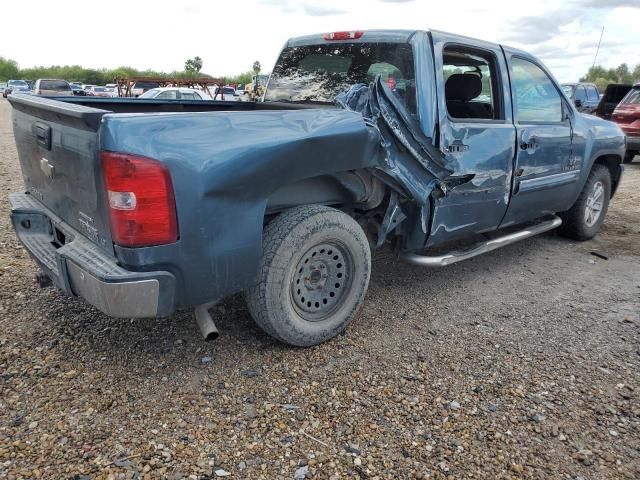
[{"left": 114, "top": 76, "right": 229, "bottom": 99}]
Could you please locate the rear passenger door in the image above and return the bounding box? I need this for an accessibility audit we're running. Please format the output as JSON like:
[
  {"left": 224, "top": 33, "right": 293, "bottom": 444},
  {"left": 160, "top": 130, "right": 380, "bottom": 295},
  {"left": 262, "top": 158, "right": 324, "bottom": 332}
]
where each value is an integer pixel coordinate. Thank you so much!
[
  {"left": 427, "top": 33, "right": 516, "bottom": 246},
  {"left": 500, "top": 52, "right": 575, "bottom": 227}
]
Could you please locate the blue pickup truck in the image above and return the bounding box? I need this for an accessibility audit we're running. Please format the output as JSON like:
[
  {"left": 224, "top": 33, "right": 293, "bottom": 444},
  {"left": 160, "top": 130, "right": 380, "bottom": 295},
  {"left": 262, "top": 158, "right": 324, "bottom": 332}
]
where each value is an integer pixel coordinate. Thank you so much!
[{"left": 8, "top": 29, "right": 625, "bottom": 346}]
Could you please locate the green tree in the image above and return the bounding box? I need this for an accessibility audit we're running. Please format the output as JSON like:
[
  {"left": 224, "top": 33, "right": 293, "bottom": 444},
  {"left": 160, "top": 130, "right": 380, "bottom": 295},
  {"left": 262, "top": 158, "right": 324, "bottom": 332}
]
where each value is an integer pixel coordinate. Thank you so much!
[
  {"left": 227, "top": 70, "right": 253, "bottom": 86},
  {"left": 185, "top": 56, "right": 203, "bottom": 73},
  {"left": 580, "top": 63, "right": 640, "bottom": 87},
  {"left": 580, "top": 65, "right": 610, "bottom": 83},
  {"left": 0, "top": 57, "right": 20, "bottom": 81},
  {"left": 614, "top": 63, "right": 631, "bottom": 83}
]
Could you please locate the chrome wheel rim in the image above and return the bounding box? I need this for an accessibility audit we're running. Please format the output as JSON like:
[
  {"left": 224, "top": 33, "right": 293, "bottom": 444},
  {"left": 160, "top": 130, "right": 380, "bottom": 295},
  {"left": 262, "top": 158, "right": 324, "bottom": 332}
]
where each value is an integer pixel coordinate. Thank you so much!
[
  {"left": 291, "top": 242, "right": 352, "bottom": 322},
  {"left": 584, "top": 180, "right": 605, "bottom": 227}
]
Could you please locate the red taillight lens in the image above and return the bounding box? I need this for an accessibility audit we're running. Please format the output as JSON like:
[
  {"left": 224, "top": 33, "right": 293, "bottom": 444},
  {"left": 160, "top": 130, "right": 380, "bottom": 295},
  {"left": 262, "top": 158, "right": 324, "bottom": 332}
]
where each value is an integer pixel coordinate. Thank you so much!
[
  {"left": 323, "top": 31, "right": 363, "bottom": 41},
  {"left": 101, "top": 151, "right": 178, "bottom": 247}
]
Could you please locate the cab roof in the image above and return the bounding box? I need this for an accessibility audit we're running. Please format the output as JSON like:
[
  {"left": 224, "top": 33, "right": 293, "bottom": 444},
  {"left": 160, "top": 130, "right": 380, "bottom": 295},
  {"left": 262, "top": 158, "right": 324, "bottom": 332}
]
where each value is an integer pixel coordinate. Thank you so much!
[{"left": 286, "top": 28, "right": 530, "bottom": 58}]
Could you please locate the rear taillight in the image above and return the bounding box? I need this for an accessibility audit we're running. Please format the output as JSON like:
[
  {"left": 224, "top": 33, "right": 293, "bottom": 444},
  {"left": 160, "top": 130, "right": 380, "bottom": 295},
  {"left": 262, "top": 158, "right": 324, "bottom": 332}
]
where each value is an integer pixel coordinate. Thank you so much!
[
  {"left": 323, "top": 31, "right": 363, "bottom": 41},
  {"left": 101, "top": 151, "right": 178, "bottom": 247}
]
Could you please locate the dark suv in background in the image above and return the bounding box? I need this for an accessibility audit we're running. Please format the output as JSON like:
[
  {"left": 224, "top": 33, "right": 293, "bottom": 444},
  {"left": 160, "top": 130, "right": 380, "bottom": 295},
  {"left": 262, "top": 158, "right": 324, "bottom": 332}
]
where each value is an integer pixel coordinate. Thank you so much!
[
  {"left": 562, "top": 82, "right": 600, "bottom": 114},
  {"left": 612, "top": 84, "right": 640, "bottom": 163},
  {"left": 596, "top": 83, "right": 633, "bottom": 120}
]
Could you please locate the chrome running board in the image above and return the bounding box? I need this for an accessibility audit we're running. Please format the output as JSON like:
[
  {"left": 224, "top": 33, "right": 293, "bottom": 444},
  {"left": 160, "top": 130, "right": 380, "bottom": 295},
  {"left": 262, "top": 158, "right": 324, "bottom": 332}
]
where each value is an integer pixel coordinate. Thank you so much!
[{"left": 401, "top": 216, "right": 562, "bottom": 267}]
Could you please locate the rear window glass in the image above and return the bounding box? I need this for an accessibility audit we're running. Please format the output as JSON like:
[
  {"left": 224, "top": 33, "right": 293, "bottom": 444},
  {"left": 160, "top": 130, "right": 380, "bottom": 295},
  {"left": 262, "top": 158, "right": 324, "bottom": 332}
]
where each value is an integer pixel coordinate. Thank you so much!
[
  {"left": 93, "top": 87, "right": 107, "bottom": 92},
  {"left": 265, "top": 42, "right": 416, "bottom": 111},
  {"left": 134, "top": 82, "right": 160, "bottom": 90},
  {"left": 620, "top": 87, "right": 640, "bottom": 105},
  {"left": 604, "top": 85, "right": 631, "bottom": 103},
  {"left": 40, "top": 80, "right": 70, "bottom": 91},
  {"left": 586, "top": 86, "right": 599, "bottom": 101}
]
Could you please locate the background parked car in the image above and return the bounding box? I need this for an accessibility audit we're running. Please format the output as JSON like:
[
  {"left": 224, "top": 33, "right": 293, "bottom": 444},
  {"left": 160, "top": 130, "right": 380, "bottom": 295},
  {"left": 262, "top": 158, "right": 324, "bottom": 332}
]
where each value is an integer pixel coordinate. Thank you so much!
[
  {"left": 69, "top": 83, "right": 86, "bottom": 96},
  {"left": 139, "top": 87, "right": 208, "bottom": 100},
  {"left": 131, "top": 81, "right": 160, "bottom": 97},
  {"left": 3, "top": 80, "right": 29, "bottom": 98},
  {"left": 595, "top": 83, "right": 633, "bottom": 120},
  {"left": 561, "top": 82, "right": 600, "bottom": 114},
  {"left": 612, "top": 84, "right": 640, "bottom": 164},
  {"left": 33, "top": 79, "right": 74, "bottom": 96},
  {"left": 0, "top": 83, "right": 6, "bottom": 95},
  {"left": 2, "top": 80, "right": 31, "bottom": 98},
  {"left": 211, "top": 86, "right": 239, "bottom": 101},
  {"left": 87, "top": 86, "right": 114, "bottom": 97}
]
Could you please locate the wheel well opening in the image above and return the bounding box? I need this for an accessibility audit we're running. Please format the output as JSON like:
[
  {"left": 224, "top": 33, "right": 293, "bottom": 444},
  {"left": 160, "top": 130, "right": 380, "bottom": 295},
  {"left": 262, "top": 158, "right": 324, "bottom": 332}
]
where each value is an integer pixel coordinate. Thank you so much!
[{"left": 593, "top": 154, "right": 622, "bottom": 196}]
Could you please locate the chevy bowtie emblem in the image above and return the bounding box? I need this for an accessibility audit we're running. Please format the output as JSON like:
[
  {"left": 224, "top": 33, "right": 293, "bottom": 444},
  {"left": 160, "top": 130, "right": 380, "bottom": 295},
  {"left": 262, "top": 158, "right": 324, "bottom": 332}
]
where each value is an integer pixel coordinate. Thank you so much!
[{"left": 40, "top": 158, "right": 54, "bottom": 179}]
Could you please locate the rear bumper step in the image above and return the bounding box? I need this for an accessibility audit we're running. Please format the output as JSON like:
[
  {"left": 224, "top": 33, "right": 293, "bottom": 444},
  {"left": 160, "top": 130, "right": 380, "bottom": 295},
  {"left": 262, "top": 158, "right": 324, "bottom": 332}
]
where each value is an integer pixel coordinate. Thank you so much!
[
  {"left": 401, "top": 216, "right": 562, "bottom": 267},
  {"left": 10, "top": 192, "right": 175, "bottom": 318}
]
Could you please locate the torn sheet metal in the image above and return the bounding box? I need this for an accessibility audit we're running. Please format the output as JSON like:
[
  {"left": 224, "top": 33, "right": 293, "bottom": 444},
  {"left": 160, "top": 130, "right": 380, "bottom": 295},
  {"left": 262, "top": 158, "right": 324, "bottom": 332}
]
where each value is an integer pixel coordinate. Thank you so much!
[{"left": 336, "top": 76, "right": 455, "bottom": 205}]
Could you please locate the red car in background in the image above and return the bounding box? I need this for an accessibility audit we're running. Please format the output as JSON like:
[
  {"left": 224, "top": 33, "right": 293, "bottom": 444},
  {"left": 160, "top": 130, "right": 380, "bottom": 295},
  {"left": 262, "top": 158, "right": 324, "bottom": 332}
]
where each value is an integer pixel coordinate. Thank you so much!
[{"left": 612, "top": 84, "right": 640, "bottom": 164}]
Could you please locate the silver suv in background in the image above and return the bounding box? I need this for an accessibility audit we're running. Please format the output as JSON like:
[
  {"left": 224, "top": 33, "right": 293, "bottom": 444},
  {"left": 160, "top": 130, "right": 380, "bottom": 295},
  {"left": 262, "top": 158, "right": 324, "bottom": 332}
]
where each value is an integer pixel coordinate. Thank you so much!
[{"left": 3, "top": 80, "right": 30, "bottom": 98}]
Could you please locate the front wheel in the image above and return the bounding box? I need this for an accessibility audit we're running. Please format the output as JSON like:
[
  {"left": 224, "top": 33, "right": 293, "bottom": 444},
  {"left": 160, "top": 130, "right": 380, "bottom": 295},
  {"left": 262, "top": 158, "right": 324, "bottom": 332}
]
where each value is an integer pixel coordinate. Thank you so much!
[
  {"left": 246, "top": 205, "right": 371, "bottom": 347},
  {"left": 558, "top": 164, "right": 611, "bottom": 241}
]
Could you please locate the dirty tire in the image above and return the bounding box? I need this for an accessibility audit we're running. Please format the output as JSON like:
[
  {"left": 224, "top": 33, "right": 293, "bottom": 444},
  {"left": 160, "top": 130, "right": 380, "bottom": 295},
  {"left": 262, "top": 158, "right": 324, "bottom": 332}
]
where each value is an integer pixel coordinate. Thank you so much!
[
  {"left": 623, "top": 151, "right": 636, "bottom": 164},
  {"left": 245, "top": 205, "right": 371, "bottom": 347},
  {"left": 558, "top": 164, "right": 611, "bottom": 241}
]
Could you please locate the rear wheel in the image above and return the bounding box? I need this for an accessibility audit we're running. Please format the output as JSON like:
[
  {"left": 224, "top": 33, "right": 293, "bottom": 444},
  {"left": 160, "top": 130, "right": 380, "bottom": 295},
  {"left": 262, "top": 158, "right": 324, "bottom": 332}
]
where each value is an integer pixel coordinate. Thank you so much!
[
  {"left": 246, "top": 205, "right": 371, "bottom": 346},
  {"left": 558, "top": 164, "right": 611, "bottom": 241}
]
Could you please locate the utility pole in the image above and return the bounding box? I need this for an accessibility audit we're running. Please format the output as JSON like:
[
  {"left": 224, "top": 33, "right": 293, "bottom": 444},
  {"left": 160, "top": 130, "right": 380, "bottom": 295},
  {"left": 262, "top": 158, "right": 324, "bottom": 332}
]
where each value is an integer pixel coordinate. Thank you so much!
[{"left": 592, "top": 26, "right": 604, "bottom": 68}]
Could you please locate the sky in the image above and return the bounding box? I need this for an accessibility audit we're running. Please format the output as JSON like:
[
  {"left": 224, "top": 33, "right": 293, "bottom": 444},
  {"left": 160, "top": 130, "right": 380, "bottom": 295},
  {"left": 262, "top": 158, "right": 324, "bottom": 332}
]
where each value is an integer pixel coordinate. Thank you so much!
[{"left": 1, "top": 0, "right": 639, "bottom": 83}]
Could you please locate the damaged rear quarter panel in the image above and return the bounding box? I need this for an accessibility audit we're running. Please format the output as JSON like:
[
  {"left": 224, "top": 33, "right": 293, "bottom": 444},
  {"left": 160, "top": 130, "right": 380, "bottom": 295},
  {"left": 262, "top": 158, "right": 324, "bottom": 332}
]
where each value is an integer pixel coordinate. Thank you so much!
[{"left": 100, "top": 109, "right": 383, "bottom": 306}]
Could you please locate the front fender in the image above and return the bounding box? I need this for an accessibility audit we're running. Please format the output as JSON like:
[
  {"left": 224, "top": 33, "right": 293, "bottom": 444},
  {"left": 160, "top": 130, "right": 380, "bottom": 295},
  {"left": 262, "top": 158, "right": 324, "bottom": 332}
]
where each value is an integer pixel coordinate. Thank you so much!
[{"left": 566, "top": 112, "right": 625, "bottom": 205}]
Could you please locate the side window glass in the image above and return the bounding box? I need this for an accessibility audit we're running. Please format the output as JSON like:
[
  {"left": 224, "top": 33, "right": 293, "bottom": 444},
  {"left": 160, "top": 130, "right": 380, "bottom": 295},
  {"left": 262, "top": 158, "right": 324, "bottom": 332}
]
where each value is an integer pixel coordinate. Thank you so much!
[
  {"left": 511, "top": 58, "right": 562, "bottom": 123},
  {"left": 575, "top": 86, "right": 587, "bottom": 102},
  {"left": 442, "top": 46, "right": 501, "bottom": 120},
  {"left": 182, "top": 92, "right": 197, "bottom": 100},
  {"left": 587, "top": 86, "right": 599, "bottom": 101},
  {"left": 156, "top": 90, "right": 177, "bottom": 100}
]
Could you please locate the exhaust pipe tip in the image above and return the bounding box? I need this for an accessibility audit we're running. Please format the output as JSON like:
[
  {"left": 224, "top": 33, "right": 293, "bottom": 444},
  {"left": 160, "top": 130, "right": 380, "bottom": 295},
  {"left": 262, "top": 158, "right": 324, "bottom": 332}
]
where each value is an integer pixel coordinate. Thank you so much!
[
  {"left": 35, "top": 270, "right": 53, "bottom": 288},
  {"left": 194, "top": 302, "right": 219, "bottom": 341}
]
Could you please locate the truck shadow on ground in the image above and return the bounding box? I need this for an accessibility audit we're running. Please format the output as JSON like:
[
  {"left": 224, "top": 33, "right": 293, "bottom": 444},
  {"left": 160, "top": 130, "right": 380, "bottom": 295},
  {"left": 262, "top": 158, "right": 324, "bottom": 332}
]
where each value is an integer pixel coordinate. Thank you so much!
[{"left": 34, "top": 231, "right": 578, "bottom": 368}]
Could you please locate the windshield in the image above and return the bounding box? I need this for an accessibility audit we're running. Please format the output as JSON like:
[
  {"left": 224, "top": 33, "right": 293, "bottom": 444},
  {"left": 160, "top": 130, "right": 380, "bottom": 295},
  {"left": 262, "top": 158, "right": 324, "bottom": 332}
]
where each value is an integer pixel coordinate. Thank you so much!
[
  {"left": 561, "top": 84, "right": 575, "bottom": 96},
  {"left": 265, "top": 42, "right": 416, "bottom": 110},
  {"left": 620, "top": 87, "right": 640, "bottom": 105},
  {"left": 8, "top": 80, "right": 27, "bottom": 87},
  {"left": 40, "top": 80, "right": 70, "bottom": 91}
]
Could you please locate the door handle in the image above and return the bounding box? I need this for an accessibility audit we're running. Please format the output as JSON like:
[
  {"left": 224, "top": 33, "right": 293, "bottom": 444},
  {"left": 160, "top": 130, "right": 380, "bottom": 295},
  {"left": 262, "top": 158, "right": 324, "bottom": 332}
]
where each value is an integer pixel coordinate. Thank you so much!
[
  {"left": 446, "top": 142, "right": 469, "bottom": 153},
  {"left": 519, "top": 137, "right": 537, "bottom": 152}
]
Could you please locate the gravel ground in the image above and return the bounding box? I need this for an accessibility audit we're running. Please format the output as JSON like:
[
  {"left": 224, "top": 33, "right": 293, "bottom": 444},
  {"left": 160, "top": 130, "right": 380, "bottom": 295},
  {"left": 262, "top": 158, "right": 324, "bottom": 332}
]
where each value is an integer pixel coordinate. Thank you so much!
[{"left": 1, "top": 97, "right": 640, "bottom": 480}]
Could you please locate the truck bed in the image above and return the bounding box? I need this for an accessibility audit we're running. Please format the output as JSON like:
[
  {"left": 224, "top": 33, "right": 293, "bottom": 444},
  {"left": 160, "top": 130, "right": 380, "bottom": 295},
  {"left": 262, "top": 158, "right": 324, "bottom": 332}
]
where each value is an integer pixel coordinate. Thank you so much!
[{"left": 47, "top": 96, "right": 318, "bottom": 114}]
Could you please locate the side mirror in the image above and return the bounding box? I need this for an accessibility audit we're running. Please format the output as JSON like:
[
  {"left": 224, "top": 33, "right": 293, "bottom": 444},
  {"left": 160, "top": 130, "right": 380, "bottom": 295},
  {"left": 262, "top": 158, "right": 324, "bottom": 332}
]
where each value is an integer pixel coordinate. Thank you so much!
[{"left": 574, "top": 99, "right": 582, "bottom": 108}]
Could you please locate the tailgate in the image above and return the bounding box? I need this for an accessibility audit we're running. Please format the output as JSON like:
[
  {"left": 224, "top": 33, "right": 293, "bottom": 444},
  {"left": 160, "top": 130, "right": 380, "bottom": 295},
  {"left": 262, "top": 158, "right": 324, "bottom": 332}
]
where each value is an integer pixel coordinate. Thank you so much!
[{"left": 8, "top": 95, "right": 113, "bottom": 252}]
